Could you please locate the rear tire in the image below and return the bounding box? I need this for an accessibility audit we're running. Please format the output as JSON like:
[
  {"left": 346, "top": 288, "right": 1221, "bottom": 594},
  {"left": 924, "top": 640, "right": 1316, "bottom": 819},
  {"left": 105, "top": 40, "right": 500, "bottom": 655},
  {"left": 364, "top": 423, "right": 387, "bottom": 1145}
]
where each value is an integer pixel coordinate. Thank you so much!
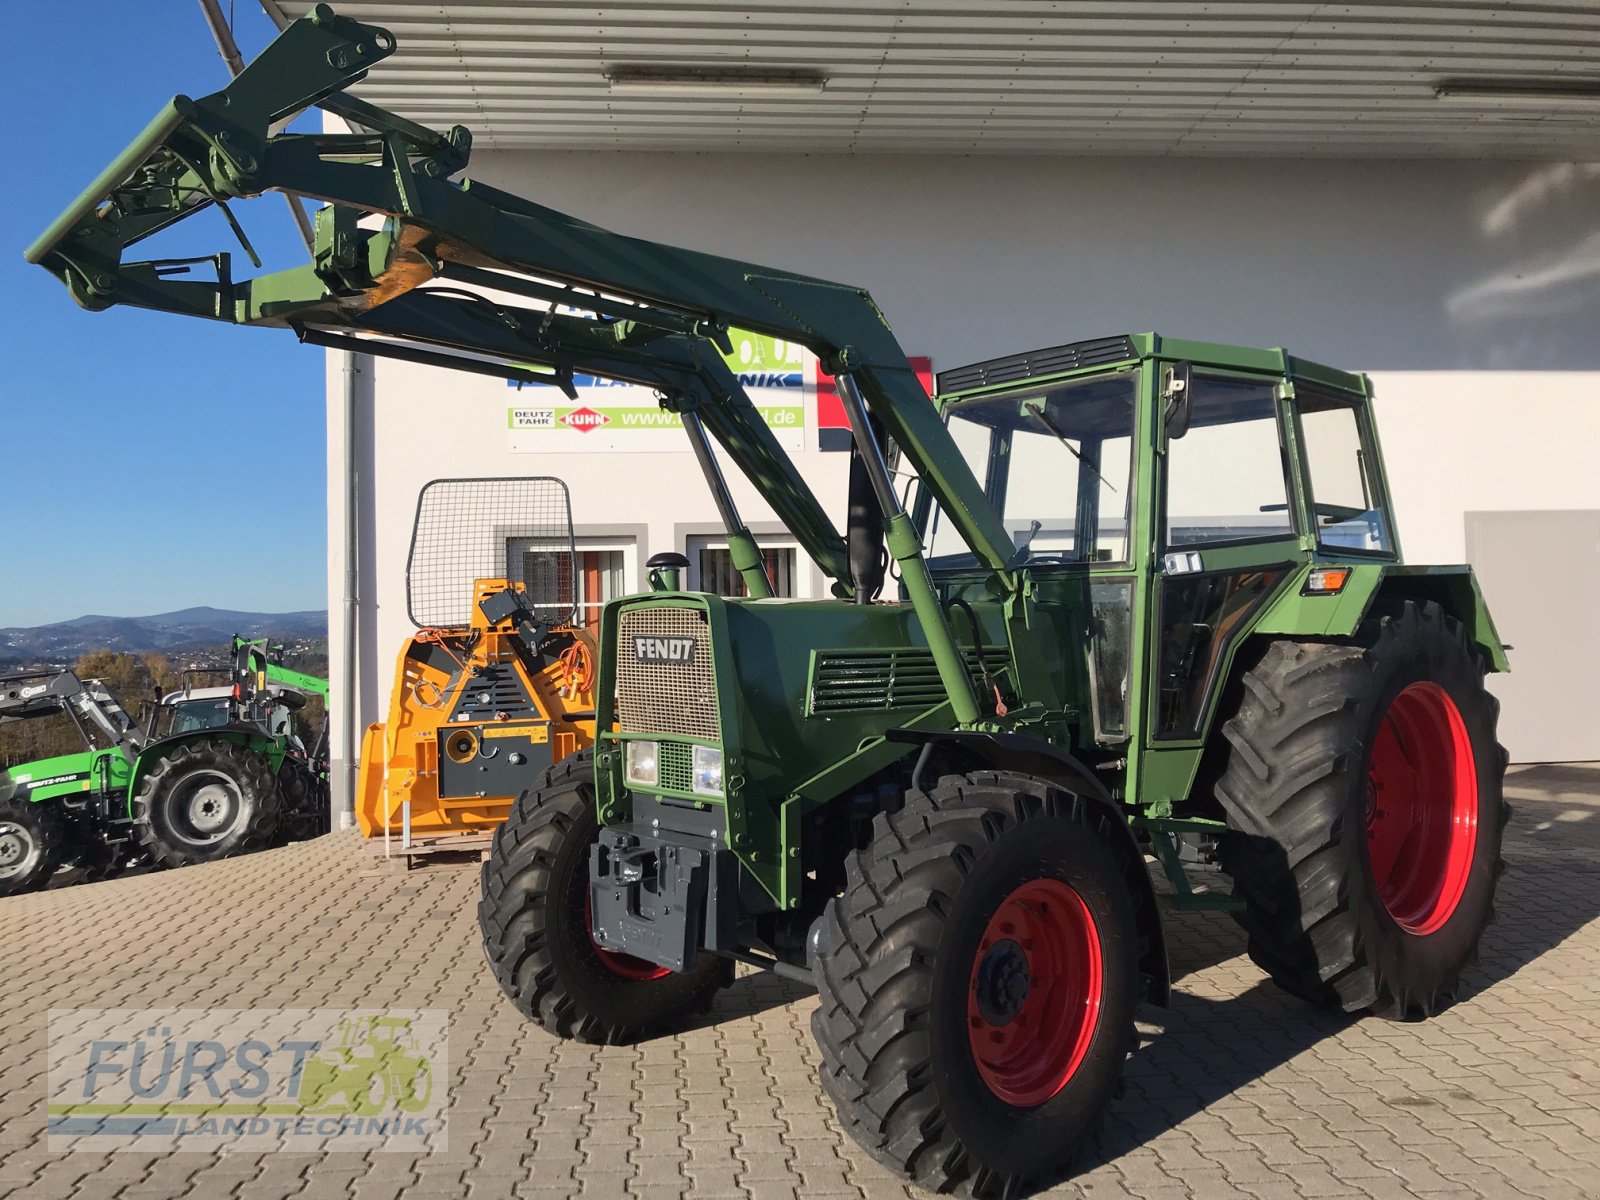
[
  {"left": 276, "top": 761, "right": 328, "bottom": 843},
  {"left": 133, "top": 740, "right": 282, "bottom": 867},
  {"left": 811, "top": 773, "right": 1143, "bottom": 1196},
  {"left": 478, "top": 751, "right": 732, "bottom": 1044},
  {"left": 1214, "top": 599, "right": 1507, "bottom": 1019},
  {"left": 0, "top": 800, "right": 66, "bottom": 896}
]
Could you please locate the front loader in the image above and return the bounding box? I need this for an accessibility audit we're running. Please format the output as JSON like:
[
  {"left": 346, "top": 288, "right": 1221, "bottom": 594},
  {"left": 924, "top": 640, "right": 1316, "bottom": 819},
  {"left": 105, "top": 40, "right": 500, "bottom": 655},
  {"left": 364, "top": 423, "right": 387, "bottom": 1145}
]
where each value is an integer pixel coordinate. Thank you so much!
[
  {"left": 0, "top": 637, "right": 332, "bottom": 893},
  {"left": 28, "top": 8, "right": 1510, "bottom": 1193},
  {"left": 0, "top": 669, "right": 146, "bottom": 892}
]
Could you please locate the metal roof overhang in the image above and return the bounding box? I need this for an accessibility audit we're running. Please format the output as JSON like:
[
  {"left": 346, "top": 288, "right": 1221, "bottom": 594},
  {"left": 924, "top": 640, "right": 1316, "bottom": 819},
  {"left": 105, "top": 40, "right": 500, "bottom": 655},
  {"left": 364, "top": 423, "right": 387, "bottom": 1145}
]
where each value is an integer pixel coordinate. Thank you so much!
[{"left": 260, "top": 2, "right": 1600, "bottom": 157}]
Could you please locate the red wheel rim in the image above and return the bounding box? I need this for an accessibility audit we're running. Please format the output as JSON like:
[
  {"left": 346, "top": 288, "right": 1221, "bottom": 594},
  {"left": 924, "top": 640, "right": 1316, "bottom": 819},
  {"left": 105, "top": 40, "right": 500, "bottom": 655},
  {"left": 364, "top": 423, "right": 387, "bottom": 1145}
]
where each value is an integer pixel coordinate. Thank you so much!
[
  {"left": 1365, "top": 681, "right": 1479, "bottom": 935},
  {"left": 966, "top": 878, "right": 1103, "bottom": 1108},
  {"left": 582, "top": 890, "right": 671, "bottom": 981}
]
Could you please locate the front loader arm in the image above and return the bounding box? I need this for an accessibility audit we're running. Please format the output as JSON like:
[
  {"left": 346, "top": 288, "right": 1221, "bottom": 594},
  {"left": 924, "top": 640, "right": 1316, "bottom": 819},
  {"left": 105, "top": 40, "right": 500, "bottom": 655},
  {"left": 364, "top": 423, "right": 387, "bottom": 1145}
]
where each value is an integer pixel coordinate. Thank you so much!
[
  {"left": 323, "top": 291, "right": 855, "bottom": 584},
  {"left": 27, "top": 3, "right": 1009, "bottom": 727},
  {"left": 25, "top": 3, "right": 1011, "bottom": 578}
]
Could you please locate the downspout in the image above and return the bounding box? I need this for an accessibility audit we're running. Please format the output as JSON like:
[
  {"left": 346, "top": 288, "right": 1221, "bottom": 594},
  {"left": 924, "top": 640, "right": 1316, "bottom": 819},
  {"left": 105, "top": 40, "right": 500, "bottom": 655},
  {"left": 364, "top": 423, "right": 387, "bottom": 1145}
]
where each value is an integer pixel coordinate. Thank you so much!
[{"left": 337, "top": 349, "right": 362, "bottom": 830}]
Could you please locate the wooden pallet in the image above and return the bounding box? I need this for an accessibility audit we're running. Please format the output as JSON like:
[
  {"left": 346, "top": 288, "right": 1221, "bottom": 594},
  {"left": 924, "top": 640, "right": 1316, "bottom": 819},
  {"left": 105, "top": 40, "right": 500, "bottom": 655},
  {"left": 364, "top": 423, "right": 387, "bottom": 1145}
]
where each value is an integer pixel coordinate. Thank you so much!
[{"left": 363, "top": 830, "right": 495, "bottom": 870}]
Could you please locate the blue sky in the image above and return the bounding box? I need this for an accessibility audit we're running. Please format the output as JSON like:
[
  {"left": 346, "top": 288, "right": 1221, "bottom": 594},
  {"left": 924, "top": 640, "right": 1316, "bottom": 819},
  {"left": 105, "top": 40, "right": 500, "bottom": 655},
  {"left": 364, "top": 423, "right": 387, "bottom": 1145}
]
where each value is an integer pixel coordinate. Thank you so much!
[{"left": 0, "top": 4, "right": 326, "bottom": 626}]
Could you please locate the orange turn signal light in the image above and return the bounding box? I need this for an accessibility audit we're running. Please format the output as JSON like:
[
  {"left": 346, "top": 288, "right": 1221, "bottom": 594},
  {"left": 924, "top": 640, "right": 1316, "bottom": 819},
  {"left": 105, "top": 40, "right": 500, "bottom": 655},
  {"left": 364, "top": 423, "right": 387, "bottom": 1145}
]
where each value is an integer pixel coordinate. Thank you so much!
[{"left": 1303, "top": 567, "right": 1352, "bottom": 595}]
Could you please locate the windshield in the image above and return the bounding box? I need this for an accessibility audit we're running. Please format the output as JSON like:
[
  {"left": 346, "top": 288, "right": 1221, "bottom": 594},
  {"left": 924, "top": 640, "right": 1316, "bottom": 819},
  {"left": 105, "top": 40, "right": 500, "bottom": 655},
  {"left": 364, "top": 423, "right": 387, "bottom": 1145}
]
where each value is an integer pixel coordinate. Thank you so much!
[{"left": 923, "top": 370, "right": 1138, "bottom": 568}]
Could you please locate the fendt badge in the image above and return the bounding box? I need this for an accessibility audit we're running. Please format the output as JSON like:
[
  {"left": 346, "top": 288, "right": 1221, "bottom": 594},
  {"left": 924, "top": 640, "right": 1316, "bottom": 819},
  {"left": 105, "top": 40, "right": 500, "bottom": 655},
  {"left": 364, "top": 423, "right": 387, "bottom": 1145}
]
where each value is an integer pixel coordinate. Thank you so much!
[{"left": 634, "top": 636, "right": 696, "bottom": 664}]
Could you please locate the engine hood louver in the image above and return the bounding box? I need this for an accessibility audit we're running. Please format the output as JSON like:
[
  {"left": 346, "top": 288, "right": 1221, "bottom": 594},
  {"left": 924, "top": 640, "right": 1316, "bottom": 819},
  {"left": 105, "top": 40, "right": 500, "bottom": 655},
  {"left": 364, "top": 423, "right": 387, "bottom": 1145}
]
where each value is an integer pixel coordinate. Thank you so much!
[{"left": 809, "top": 647, "right": 1009, "bottom": 715}]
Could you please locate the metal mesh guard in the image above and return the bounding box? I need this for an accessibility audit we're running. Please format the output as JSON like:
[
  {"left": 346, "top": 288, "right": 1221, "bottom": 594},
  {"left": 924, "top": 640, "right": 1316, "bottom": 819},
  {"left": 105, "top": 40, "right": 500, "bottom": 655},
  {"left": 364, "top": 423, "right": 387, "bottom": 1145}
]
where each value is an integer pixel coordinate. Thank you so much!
[
  {"left": 406, "top": 477, "right": 575, "bottom": 629},
  {"left": 616, "top": 607, "right": 720, "bottom": 742}
]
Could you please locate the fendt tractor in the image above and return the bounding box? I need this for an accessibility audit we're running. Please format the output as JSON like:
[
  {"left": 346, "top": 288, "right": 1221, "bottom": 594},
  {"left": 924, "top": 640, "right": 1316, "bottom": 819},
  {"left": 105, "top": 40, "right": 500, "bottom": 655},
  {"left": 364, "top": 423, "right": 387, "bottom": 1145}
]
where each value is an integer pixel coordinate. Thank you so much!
[
  {"left": 356, "top": 477, "right": 598, "bottom": 844},
  {"left": 0, "top": 637, "right": 328, "bottom": 893},
  {"left": 29, "top": 8, "right": 1508, "bottom": 1193}
]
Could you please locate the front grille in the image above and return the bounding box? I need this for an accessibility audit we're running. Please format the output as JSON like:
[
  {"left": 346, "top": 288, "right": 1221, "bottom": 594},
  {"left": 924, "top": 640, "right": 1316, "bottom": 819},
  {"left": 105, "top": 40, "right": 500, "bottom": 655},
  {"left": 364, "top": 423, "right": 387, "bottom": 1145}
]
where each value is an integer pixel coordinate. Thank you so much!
[
  {"left": 809, "top": 647, "right": 1010, "bottom": 715},
  {"left": 936, "top": 335, "right": 1136, "bottom": 395},
  {"left": 658, "top": 741, "right": 694, "bottom": 793},
  {"left": 616, "top": 606, "right": 720, "bottom": 741}
]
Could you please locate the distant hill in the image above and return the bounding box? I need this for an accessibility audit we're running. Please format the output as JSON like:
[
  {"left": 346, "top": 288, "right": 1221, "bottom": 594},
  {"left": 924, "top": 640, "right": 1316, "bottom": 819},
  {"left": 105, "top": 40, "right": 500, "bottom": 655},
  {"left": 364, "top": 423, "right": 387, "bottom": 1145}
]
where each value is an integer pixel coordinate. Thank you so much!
[{"left": 0, "top": 607, "right": 328, "bottom": 668}]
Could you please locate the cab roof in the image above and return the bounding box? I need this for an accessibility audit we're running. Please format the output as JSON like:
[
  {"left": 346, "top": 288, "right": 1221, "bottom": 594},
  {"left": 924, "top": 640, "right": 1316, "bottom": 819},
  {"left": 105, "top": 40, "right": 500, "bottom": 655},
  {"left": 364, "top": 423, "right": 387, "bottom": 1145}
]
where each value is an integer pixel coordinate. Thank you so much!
[{"left": 935, "top": 333, "right": 1370, "bottom": 401}]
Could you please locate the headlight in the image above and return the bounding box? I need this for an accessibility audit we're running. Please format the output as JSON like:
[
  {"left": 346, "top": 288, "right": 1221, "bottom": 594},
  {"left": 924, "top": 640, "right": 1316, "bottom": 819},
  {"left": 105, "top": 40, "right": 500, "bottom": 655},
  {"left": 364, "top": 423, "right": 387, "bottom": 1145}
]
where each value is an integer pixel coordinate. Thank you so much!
[
  {"left": 624, "top": 740, "right": 659, "bottom": 788},
  {"left": 692, "top": 745, "right": 724, "bottom": 796}
]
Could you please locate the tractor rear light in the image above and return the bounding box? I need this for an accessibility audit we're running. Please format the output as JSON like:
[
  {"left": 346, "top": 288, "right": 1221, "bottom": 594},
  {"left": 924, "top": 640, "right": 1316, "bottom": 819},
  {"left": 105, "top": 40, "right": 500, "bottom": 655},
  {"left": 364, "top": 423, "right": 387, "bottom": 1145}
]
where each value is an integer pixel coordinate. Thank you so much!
[
  {"left": 691, "top": 745, "right": 724, "bottom": 796},
  {"left": 624, "top": 740, "right": 660, "bottom": 788},
  {"left": 1303, "top": 567, "right": 1352, "bottom": 595}
]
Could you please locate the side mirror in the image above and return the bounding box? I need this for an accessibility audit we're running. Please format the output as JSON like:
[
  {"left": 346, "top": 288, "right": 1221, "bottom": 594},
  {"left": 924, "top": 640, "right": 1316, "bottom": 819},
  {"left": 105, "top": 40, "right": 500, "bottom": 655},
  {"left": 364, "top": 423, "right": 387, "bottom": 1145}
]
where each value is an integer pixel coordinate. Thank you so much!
[{"left": 1162, "top": 361, "right": 1193, "bottom": 441}]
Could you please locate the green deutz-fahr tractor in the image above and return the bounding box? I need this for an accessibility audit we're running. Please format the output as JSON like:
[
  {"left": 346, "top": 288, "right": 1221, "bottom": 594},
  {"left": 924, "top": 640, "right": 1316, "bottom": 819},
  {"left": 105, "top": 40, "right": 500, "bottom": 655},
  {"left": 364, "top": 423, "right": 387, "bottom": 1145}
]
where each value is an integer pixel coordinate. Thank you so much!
[
  {"left": 28, "top": 8, "right": 1507, "bottom": 1192},
  {"left": 0, "top": 637, "right": 329, "bottom": 893}
]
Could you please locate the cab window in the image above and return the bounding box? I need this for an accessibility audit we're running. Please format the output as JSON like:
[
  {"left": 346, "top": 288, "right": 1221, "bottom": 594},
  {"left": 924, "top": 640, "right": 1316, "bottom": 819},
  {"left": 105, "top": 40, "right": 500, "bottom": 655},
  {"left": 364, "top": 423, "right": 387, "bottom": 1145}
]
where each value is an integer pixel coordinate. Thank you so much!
[
  {"left": 169, "top": 699, "right": 228, "bottom": 734},
  {"left": 926, "top": 370, "right": 1138, "bottom": 567},
  {"left": 1164, "top": 375, "right": 1294, "bottom": 548},
  {"left": 1296, "top": 389, "right": 1393, "bottom": 555}
]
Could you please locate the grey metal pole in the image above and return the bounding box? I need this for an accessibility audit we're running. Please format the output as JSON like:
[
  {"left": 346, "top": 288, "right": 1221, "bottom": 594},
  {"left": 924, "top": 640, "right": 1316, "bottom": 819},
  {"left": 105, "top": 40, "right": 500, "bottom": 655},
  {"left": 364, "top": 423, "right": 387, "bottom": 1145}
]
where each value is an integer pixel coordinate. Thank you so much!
[{"left": 336, "top": 349, "right": 363, "bottom": 831}]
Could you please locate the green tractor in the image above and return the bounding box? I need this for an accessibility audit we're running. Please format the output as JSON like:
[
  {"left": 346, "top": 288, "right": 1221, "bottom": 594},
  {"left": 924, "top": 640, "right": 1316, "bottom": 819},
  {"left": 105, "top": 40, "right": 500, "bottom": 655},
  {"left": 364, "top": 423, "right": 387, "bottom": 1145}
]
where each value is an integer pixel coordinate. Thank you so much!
[
  {"left": 29, "top": 9, "right": 1508, "bottom": 1192},
  {"left": 143, "top": 636, "right": 332, "bottom": 849},
  {"left": 0, "top": 637, "right": 329, "bottom": 894},
  {"left": 0, "top": 670, "right": 147, "bottom": 891}
]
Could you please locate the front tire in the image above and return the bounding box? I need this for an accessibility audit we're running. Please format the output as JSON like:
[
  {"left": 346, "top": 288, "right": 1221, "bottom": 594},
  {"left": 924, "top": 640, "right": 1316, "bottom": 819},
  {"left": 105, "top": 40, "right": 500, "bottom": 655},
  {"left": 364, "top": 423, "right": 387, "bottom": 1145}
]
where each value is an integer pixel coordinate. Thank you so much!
[
  {"left": 811, "top": 773, "right": 1143, "bottom": 1197},
  {"left": 1214, "top": 599, "right": 1507, "bottom": 1019},
  {"left": 133, "top": 740, "right": 282, "bottom": 868},
  {"left": 478, "top": 752, "right": 732, "bottom": 1044},
  {"left": 0, "top": 800, "right": 66, "bottom": 896}
]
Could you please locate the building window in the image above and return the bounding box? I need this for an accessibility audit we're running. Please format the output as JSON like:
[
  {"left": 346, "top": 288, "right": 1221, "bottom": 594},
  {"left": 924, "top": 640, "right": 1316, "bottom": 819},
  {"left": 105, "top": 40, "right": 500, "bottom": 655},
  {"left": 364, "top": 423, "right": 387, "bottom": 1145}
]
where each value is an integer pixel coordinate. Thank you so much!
[
  {"left": 688, "top": 537, "right": 802, "bottom": 597},
  {"left": 573, "top": 550, "right": 628, "bottom": 624},
  {"left": 507, "top": 538, "right": 635, "bottom": 626},
  {"left": 506, "top": 541, "right": 574, "bottom": 616}
]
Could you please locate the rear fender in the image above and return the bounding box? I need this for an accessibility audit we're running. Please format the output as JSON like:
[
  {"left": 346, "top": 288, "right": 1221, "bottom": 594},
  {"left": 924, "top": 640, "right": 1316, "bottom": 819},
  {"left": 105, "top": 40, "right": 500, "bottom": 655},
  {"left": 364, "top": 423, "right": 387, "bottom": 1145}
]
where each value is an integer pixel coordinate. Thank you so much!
[
  {"left": 1252, "top": 562, "right": 1507, "bottom": 672},
  {"left": 1372, "top": 566, "right": 1509, "bottom": 672}
]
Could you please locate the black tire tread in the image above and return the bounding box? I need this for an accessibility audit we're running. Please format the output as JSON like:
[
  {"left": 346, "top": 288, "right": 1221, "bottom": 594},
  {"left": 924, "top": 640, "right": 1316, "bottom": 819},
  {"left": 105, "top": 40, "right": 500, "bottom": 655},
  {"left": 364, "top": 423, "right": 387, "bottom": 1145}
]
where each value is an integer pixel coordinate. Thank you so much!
[
  {"left": 0, "top": 799, "right": 67, "bottom": 896},
  {"left": 811, "top": 771, "right": 1146, "bottom": 1197},
  {"left": 1213, "top": 599, "right": 1508, "bottom": 1018},
  {"left": 478, "top": 751, "right": 730, "bottom": 1044},
  {"left": 132, "top": 739, "right": 282, "bottom": 868}
]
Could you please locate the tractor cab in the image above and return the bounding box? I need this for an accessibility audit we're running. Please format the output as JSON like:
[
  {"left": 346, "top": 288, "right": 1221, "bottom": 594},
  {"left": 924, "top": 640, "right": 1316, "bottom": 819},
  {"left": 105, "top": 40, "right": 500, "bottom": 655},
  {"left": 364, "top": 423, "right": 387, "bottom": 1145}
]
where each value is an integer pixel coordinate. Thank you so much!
[{"left": 913, "top": 334, "right": 1401, "bottom": 757}]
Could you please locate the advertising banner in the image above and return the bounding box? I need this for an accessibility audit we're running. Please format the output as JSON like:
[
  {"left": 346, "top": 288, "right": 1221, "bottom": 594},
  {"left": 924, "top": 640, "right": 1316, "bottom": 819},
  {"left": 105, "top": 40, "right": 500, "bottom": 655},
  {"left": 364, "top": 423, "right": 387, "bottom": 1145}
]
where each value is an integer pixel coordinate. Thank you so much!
[
  {"left": 506, "top": 328, "right": 930, "bottom": 455},
  {"left": 507, "top": 328, "right": 807, "bottom": 453}
]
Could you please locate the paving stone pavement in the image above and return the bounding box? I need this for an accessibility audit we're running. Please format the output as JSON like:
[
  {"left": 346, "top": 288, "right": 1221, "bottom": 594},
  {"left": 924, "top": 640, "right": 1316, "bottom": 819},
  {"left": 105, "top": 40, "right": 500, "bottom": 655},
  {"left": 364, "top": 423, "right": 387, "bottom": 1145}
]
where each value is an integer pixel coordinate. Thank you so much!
[{"left": 1, "top": 763, "right": 1597, "bottom": 1200}]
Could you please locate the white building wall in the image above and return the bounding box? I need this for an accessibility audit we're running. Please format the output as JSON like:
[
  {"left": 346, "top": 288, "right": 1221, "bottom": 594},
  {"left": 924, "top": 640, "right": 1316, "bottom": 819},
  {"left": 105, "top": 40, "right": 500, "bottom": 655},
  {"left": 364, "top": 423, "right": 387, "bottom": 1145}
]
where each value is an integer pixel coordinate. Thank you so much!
[{"left": 328, "top": 153, "right": 1600, "bottom": 789}]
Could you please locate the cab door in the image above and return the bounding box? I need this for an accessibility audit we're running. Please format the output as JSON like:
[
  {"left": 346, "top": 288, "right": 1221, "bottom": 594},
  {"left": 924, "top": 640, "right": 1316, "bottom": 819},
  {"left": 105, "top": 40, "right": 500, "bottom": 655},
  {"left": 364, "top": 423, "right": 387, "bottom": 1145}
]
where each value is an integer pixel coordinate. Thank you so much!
[{"left": 1147, "top": 370, "right": 1302, "bottom": 743}]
